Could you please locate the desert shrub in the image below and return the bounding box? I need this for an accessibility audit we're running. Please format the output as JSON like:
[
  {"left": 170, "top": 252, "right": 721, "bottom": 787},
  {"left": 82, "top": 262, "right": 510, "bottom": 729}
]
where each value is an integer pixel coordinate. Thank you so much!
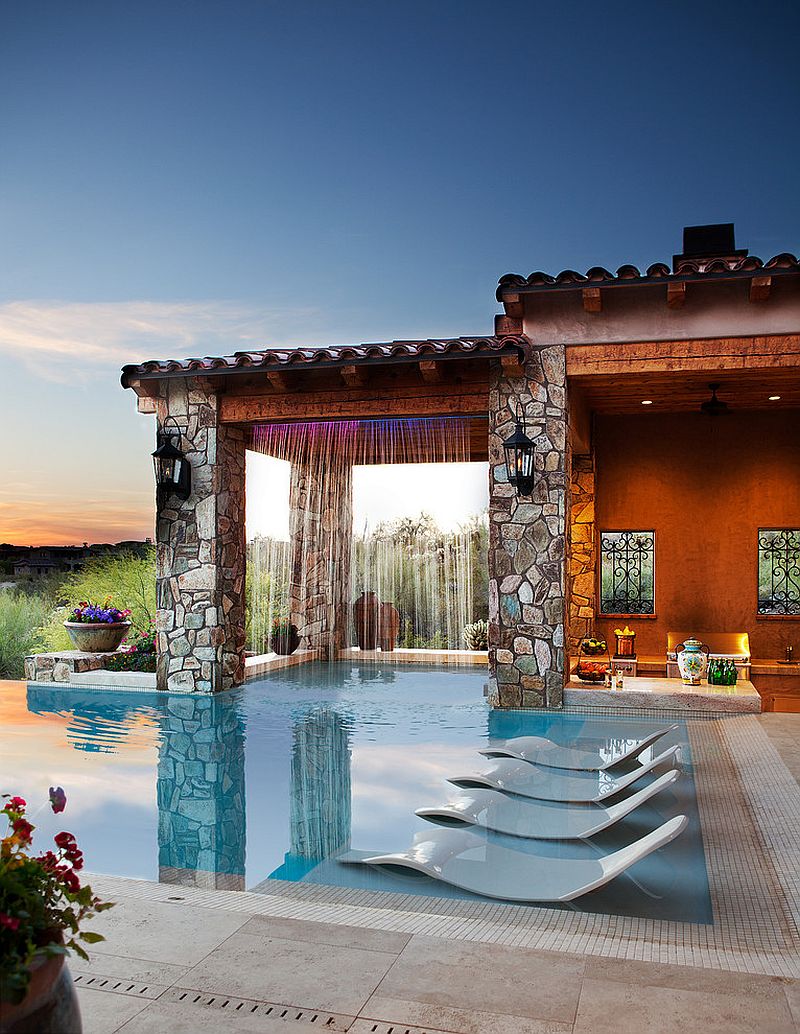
[
  {"left": 0, "top": 591, "right": 53, "bottom": 678},
  {"left": 40, "top": 549, "right": 156, "bottom": 652}
]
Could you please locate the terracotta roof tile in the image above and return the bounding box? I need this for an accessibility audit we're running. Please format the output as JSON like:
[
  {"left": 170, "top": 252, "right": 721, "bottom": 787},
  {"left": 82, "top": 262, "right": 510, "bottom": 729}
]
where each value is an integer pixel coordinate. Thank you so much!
[
  {"left": 497, "top": 251, "right": 800, "bottom": 300},
  {"left": 121, "top": 335, "right": 530, "bottom": 387}
]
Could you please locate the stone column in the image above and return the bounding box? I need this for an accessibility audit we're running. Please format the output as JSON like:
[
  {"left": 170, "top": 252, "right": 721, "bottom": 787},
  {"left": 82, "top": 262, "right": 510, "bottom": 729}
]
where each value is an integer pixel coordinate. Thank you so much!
[
  {"left": 156, "top": 379, "right": 246, "bottom": 693},
  {"left": 487, "top": 345, "right": 568, "bottom": 708},
  {"left": 289, "top": 708, "right": 351, "bottom": 860},
  {"left": 567, "top": 453, "right": 596, "bottom": 656},
  {"left": 288, "top": 454, "right": 353, "bottom": 658}
]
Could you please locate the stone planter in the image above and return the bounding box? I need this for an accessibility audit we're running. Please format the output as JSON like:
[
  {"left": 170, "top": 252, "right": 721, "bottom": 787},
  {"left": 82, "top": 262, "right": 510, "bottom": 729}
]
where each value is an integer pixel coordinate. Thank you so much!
[
  {"left": 270, "top": 625, "right": 300, "bottom": 655},
  {"left": 63, "top": 621, "right": 131, "bottom": 653},
  {"left": 0, "top": 954, "right": 81, "bottom": 1034}
]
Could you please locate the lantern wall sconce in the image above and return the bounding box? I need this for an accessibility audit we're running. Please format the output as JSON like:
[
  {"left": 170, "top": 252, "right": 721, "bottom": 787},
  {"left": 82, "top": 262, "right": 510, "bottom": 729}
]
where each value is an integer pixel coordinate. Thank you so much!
[
  {"left": 502, "top": 403, "right": 536, "bottom": 496},
  {"left": 152, "top": 419, "right": 191, "bottom": 503}
]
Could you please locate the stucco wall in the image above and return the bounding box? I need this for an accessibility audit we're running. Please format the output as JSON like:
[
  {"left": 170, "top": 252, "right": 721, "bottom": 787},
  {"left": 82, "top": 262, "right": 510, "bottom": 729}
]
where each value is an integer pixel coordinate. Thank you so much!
[{"left": 593, "top": 409, "right": 800, "bottom": 660}]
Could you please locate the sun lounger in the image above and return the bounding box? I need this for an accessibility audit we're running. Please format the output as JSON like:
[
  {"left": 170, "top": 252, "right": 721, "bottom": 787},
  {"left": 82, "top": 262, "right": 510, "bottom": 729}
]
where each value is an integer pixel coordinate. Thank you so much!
[
  {"left": 340, "top": 815, "right": 687, "bottom": 902},
  {"left": 479, "top": 724, "right": 679, "bottom": 771},
  {"left": 416, "top": 768, "right": 680, "bottom": 839},
  {"left": 448, "top": 745, "right": 680, "bottom": 803}
]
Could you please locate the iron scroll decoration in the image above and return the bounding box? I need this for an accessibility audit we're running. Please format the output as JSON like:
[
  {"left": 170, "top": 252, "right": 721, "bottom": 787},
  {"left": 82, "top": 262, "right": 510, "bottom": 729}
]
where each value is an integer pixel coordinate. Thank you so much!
[
  {"left": 152, "top": 418, "right": 192, "bottom": 503},
  {"left": 599, "top": 531, "right": 655, "bottom": 615},
  {"left": 502, "top": 403, "right": 536, "bottom": 496},
  {"left": 758, "top": 529, "right": 800, "bottom": 616}
]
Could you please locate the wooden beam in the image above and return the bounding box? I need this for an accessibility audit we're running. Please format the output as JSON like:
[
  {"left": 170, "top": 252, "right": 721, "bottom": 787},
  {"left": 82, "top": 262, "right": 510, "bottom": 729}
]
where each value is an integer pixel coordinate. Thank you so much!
[
  {"left": 501, "top": 354, "right": 525, "bottom": 378},
  {"left": 749, "top": 275, "right": 772, "bottom": 303},
  {"left": 567, "top": 334, "right": 800, "bottom": 378},
  {"left": 667, "top": 282, "right": 686, "bottom": 308},
  {"left": 582, "top": 287, "right": 602, "bottom": 313},
  {"left": 136, "top": 395, "right": 158, "bottom": 414},
  {"left": 494, "top": 313, "right": 522, "bottom": 336},
  {"left": 267, "top": 370, "right": 291, "bottom": 391},
  {"left": 568, "top": 384, "right": 592, "bottom": 455},
  {"left": 418, "top": 360, "right": 442, "bottom": 383},
  {"left": 503, "top": 292, "right": 523, "bottom": 319},
  {"left": 340, "top": 364, "right": 368, "bottom": 387},
  {"left": 221, "top": 384, "right": 489, "bottom": 423}
]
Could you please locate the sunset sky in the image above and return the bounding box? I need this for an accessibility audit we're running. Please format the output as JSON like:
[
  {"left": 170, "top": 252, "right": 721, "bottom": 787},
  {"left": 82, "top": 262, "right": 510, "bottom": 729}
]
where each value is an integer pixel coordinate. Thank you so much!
[{"left": 1, "top": 2, "right": 798, "bottom": 545}]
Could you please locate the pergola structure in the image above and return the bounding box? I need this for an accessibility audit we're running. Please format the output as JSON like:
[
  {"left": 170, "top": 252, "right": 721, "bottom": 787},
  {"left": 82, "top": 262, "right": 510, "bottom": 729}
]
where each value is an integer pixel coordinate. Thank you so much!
[{"left": 123, "top": 225, "right": 800, "bottom": 707}]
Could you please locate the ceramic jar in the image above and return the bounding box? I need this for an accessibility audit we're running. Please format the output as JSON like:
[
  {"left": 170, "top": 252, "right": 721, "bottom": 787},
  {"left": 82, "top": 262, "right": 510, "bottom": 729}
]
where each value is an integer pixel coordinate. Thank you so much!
[{"left": 677, "top": 637, "right": 708, "bottom": 685}]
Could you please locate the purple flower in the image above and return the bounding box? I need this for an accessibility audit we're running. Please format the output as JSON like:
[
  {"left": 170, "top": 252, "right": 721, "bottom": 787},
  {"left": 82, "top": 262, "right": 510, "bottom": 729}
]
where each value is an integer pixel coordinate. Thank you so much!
[{"left": 49, "top": 786, "right": 67, "bottom": 814}]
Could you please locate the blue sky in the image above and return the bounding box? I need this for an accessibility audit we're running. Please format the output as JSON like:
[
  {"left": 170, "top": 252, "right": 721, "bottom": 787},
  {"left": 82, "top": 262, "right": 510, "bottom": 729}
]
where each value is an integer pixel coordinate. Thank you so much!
[{"left": 1, "top": 1, "right": 798, "bottom": 543}]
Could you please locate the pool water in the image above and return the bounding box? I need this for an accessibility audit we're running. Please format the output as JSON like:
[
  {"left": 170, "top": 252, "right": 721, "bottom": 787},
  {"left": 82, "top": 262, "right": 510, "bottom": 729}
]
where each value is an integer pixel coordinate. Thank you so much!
[{"left": 2, "top": 663, "right": 711, "bottom": 923}]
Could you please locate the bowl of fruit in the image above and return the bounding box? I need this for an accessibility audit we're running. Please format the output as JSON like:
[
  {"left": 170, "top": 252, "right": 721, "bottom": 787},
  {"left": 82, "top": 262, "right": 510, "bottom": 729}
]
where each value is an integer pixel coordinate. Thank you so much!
[
  {"left": 581, "top": 636, "right": 608, "bottom": 656},
  {"left": 575, "top": 659, "right": 611, "bottom": 683}
]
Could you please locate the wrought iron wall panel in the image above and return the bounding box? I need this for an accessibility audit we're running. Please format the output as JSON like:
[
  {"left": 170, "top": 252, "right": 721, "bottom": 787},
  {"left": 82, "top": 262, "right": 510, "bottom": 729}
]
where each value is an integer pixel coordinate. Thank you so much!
[
  {"left": 758, "top": 529, "right": 800, "bottom": 616},
  {"left": 599, "top": 530, "right": 655, "bottom": 615}
]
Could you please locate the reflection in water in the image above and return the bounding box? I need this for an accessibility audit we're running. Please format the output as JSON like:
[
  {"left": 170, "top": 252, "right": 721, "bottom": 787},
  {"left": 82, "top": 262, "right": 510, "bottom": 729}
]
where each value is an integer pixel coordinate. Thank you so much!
[
  {"left": 290, "top": 708, "right": 352, "bottom": 859},
  {"left": 26, "top": 688, "right": 159, "bottom": 753},
  {"left": 157, "top": 695, "right": 247, "bottom": 890}
]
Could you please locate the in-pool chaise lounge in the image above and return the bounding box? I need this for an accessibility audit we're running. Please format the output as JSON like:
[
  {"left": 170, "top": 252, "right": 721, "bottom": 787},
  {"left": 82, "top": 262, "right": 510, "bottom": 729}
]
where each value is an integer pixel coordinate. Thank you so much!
[
  {"left": 480, "top": 724, "right": 679, "bottom": 771},
  {"left": 416, "top": 768, "right": 680, "bottom": 839},
  {"left": 340, "top": 815, "right": 688, "bottom": 902},
  {"left": 449, "top": 745, "right": 680, "bottom": 803}
]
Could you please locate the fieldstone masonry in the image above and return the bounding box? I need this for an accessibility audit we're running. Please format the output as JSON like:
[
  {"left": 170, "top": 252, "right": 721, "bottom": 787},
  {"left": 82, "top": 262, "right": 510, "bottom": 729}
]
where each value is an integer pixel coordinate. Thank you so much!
[
  {"left": 568, "top": 453, "right": 596, "bottom": 655},
  {"left": 156, "top": 380, "right": 246, "bottom": 693},
  {"left": 488, "top": 345, "right": 568, "bottom": 708}
]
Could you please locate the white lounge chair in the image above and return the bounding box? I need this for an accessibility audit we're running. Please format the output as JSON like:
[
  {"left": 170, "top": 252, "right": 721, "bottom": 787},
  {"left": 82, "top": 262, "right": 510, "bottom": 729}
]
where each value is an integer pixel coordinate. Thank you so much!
[
  {"left": 416, "top": 768, "right": 680, "bottom": 839},
  {"left": 480, "top": 724, "right": 679, "bottom": 771},
  {"left": 449, "top": 744, "right": 680, "bottom": 803},
  {"left": 341, "top": 815, "right": 688, "bottom": 902}
]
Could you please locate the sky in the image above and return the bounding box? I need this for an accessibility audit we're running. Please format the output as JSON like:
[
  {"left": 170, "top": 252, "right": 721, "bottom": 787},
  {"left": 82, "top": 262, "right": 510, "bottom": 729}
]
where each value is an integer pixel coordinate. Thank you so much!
[{"left": 1, "top": 1, "right": 798, "bottom": 544}]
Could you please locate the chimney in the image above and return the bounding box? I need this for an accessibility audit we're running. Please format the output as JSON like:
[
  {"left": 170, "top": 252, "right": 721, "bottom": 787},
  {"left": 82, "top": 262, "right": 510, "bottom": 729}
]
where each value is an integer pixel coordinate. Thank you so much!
[{"left": 672, "top": 223, "right": 748, "bottom": 272}]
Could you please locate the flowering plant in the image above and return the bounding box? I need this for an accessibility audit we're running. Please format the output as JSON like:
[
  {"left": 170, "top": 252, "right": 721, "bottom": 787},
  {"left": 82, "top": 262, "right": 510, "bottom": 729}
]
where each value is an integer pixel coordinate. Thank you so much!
[
  {"left": 270, "top": 616, "right": 295, "bottom": 635},
  {"left": 105, "top": 622, "right": 157, "bottom": 672},
  {"left": 0, "top": 790, "right": 113, "bottom": 1004},
  {"left": 68, "top": 597, "right": 131, "bottom": 624}
]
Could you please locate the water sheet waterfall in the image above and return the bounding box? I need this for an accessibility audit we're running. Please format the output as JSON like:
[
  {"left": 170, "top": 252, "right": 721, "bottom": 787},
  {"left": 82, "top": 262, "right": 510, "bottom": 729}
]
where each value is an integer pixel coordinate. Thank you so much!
[{"left": 248, "top": 417, "right": 487, "bottom": 655}]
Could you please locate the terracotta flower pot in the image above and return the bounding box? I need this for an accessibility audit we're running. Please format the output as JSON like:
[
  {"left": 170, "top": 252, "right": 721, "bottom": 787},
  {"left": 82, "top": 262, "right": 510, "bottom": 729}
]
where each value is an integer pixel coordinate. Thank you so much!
[
  {"left": 353, "top": 592, "right": 380, "bottom": 651},
  {"left": 270, "top": 625, "right": 300, "bottom": 655},
  {"left": 63, "top": 621, "right": 131, "bottom": 653},
  {"left": 378, "top": 602, "right": 400, "bottom": 652},
  {"left": 1, "top": 954, "right": 81, "bottom": 1034}
]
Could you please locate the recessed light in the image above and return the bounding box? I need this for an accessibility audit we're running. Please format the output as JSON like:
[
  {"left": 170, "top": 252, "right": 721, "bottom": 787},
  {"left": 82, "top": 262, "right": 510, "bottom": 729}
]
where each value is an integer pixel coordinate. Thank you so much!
[
  {"left": 769, "top": 395, "right": 781, "bottom": 401},
  {"left": 641, "top": 400, "right": 653, "bottom": 406}
]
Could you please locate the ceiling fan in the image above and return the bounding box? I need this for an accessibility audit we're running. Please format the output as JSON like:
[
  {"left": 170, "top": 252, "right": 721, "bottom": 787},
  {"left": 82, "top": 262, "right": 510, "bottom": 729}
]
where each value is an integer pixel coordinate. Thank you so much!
[{"left": 700, "top": 382, "right": 729, "bottom": 416}]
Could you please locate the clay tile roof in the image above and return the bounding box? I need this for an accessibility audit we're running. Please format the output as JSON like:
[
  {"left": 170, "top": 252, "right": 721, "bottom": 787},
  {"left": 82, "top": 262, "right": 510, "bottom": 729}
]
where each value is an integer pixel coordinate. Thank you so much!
[
  {"left": 121, "top": 335, "right": 530, "bottom": 388},
  {"left": 497, "top": 250, "right": 800, "bottom": 300}
]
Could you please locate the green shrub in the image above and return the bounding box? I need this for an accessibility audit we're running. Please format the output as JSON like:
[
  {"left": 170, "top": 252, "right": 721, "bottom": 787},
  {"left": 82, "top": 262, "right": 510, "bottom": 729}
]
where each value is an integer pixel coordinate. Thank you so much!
[
  {"left": 0, "top": 591, "right": 53, "bottom": 678},
  {"left": 40, "top": 549, "right": 156, "bottom": 652}
]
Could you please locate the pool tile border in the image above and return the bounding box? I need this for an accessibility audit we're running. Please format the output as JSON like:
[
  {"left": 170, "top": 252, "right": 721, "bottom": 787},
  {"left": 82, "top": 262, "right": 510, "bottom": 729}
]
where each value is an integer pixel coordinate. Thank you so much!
[{"left": 87, "top": 713, "right": 800, "bottom": 978}]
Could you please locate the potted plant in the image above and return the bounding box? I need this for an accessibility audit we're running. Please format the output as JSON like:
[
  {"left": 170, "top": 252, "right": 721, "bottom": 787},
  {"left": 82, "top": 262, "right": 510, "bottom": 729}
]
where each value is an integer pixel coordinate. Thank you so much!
[
  {"left": 63, "top": 598, "right": 132, "bottom": 653},
  {"left": 103, "top": 622, "right": 157, "bottom": 673},
  {"left": 269, "top": 617, "right": 300, "bottom": 656},
  {"left": 0, "top": 790, "right": 113, "bottom": 1033}
]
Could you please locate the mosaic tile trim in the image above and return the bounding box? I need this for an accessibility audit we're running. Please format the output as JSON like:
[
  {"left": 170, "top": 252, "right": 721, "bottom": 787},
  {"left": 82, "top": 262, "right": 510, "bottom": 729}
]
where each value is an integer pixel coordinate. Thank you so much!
[{"left": 86, "top": 716, "right": 800, "bottom": 978}]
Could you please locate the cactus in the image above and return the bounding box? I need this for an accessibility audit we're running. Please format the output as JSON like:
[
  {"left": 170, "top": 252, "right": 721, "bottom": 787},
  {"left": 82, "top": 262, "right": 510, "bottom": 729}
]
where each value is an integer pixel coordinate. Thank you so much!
[{"left": 462, "top": 619, "right": 488, "bottom": 651}]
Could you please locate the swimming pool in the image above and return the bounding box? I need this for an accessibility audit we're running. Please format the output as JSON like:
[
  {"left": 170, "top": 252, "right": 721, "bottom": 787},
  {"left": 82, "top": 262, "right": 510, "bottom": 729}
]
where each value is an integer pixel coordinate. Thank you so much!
[{"left": 3, "top": 662, "right": 711, "bottom": 923}]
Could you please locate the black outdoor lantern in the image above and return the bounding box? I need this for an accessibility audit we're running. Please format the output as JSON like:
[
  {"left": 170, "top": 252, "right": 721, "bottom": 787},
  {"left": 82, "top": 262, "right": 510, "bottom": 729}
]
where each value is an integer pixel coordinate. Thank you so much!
[
  {"left": 152, "top": 421, "right": 191, "bottom": 503},
  {"left": 503, "top": 404, "right": 536, "bottom": 496}
]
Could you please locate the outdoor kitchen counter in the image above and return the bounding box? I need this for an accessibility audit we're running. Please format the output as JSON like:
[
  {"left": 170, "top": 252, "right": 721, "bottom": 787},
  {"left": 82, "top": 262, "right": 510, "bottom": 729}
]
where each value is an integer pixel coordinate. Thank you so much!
[{"left": 565, "top": 675, "right": 762, "bottom": 713}]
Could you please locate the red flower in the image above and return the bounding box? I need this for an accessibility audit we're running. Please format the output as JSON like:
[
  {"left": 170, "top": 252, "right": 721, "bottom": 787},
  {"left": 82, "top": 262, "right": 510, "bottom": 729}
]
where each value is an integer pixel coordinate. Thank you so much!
[
  {"left": 54, "top": 832, "right": 76, "bottom": 848},
  {"left": 8, "top": 796, "right": 26, "bottom": 811},
  {"left": 0, "top": 913, "right": 20, "bottom": 931},
  {"left": 12, "top": 817, "right": 33, "bottom": 844}
]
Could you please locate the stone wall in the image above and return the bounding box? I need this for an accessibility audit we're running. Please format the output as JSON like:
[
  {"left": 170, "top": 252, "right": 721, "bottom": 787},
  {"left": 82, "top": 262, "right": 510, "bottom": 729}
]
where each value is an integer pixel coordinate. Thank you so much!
[
  {"left": 289, "top": 456, "right": 353, "bottom": 657},
  {"left": 567, "top": 453, "right": 596, "bottom": 656},
  {"left": 156, "top": 380, "right": 246, "bottom": 693},
  {"left": 487, "top": 346, "right": 568, "bottom": 708}
]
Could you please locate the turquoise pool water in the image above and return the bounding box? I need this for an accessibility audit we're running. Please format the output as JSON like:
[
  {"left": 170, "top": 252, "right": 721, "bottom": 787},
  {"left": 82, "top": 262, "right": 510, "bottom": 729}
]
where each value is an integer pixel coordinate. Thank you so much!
[{"left": 2, "top": 663, "right": 711, "bottom": 922}]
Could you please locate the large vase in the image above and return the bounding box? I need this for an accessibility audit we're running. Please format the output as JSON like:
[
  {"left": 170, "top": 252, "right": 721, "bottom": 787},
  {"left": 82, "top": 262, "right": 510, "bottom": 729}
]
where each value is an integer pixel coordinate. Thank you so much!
[
  {"left": 378, "top": 603, "right": 400, "bottom": 652},
  {"left": 270, "top": 624, "right": 300, "bottom": 655},
  {"left": 1, "top": 955, "right": 81, "bottom": 1034},
  {"left": 63, "top": 621, "right": 131, "bottom": 653},
  {"left": 353, "top": 592, "right": 380, "bottom": 651},
  {"left": 676, "top": 637, "right": 708, "bottom": 685}
]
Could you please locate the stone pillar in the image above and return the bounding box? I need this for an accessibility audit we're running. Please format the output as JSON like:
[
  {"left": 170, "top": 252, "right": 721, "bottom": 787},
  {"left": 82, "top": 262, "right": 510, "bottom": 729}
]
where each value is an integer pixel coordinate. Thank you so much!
[
  {"left": 157, "top": 694, "right": 246, "bottom": 890},
  {"left": 156, "top": 380, "right": 246, "bottom": 693},
  {"left": 488, "top": 345, "right": 568, "bottom": 708},
  {"left": 288, "top": 454, "right": 353, "bottom": 658},
  {"left": 289, "top": 708, "right": 351, "bottom": 859},
  {"left": 567, "top": 453, "right": 596, "bottom": 656}
]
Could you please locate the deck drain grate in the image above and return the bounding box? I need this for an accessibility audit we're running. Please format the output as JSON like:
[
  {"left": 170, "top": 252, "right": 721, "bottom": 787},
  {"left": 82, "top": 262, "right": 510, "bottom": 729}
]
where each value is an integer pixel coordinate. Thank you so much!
[
  {"left": 72, "top": 974, "right": 160, "bottom": 999},
  {"left": 357, "top": 1024, "right": 437, "bottom": 1034},
  {"left": 162, "top": 986, "right": 353, "bottom": 1029}
]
